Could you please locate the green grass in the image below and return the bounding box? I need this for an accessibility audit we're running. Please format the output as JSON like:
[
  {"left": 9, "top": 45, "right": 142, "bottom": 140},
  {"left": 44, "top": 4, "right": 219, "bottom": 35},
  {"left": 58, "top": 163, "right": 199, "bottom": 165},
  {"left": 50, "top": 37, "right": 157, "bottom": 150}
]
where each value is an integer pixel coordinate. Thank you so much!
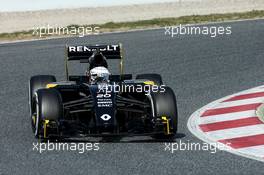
[{"left": 1, "top": 10, "right": 264, "bottom": 41}]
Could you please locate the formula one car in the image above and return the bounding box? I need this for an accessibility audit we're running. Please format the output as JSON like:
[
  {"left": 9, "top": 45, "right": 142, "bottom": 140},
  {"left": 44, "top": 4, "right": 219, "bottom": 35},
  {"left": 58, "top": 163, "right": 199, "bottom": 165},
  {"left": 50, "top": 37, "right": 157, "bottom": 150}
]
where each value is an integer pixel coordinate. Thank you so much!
[{"left": 29, "top": 43, "right": 178, "bottom": 140}]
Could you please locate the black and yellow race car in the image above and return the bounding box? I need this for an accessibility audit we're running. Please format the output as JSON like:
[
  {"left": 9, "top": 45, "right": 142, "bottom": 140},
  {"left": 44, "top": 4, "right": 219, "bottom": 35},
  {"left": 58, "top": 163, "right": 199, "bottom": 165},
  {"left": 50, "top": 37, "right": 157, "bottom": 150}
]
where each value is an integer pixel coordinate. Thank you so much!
[{"left": 29, "top": 43, "right": 178, "bottom": 140}]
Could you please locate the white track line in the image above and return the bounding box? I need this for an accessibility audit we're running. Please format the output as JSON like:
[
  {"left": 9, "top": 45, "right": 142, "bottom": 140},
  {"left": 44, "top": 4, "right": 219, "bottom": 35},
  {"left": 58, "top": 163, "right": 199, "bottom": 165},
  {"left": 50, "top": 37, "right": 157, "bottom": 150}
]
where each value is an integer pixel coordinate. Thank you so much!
[
  {"left": 239, "top": 145, "right": 264, "bottom": 158},
  {"left": 203, "top": 124, "right": 264, "bottom": 140},
  {"left": 214, "top": 97, "right": 264, "bottom": 109},
  {"left": 199, "top": 110, "right": 256, "bottom": 124}
]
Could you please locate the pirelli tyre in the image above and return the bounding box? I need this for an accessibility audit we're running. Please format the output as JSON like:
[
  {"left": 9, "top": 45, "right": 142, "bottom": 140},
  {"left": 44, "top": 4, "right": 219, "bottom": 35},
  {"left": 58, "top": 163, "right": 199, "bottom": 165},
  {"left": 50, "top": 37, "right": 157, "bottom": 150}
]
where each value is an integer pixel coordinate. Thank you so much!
[
  {"left": 150, "top": 86, "right": 178, "bottom": 139},
  {"left": 136, "top": 73, "right": 163, "bottom": 86},
  {"left": 29, "top": 75, "right": 56, "bottom": 133},
  {"left": 32, "top": 89, "right": 62, "bottom": 139},
  {"left": 29, "top": 75, "right": 56, "bottom": 111}
]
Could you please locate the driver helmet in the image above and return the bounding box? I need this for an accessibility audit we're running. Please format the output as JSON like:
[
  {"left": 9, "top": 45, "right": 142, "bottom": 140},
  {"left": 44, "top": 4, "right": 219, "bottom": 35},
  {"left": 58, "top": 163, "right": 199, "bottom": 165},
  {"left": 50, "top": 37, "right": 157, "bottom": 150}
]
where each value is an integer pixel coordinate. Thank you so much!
[
  {"left": 89, "top": 51, "right": 108, "bottom": 70},
  {"left": 89, "top": 66, "right": 111, "bottom": 84}
]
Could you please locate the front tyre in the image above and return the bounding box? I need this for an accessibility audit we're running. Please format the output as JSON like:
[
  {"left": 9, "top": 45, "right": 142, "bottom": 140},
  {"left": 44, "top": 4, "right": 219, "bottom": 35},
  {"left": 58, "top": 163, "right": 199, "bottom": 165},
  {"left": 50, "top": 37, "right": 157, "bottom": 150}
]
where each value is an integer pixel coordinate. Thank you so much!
[
  {"left": 29, "top": 75, "right": 56, "bottom": 133},
  {"left": 32, "top": 89, "right": 62, "bottom": 139},
  {"left": 150, "top": 86, "right": 178, "bottom": 139}
]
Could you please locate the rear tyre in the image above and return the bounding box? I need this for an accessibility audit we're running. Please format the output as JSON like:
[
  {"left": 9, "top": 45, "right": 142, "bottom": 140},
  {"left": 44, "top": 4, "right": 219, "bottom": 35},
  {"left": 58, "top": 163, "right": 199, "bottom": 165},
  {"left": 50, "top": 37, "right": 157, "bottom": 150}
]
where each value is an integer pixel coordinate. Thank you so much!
[
  {"left": 150, "top": 86, "right": 178, "bottom": 139},
  {"left": 32, "top": 88, "right": 62, "bottom": 139},
  {"left": 136, "top": 73, "right": 163, "bottom": 86}
]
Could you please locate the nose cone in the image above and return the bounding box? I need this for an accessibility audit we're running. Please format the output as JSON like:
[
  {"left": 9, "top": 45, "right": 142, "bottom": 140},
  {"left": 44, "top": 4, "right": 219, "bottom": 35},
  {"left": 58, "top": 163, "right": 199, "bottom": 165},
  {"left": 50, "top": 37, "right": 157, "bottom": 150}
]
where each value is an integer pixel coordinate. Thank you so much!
[{"left": 90, "top": 85, "right": 117, "bottom": 131}]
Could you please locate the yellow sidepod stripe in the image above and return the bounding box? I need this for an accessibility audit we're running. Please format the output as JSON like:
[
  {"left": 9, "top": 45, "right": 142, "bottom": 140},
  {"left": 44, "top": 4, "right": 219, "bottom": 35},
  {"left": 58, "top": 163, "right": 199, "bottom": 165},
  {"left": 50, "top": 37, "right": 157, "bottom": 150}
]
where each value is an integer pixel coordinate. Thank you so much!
[
  {"left": 162, "top": 116, "right": 171, "bottom": 135},
  {"left": 46, "top": 83, "right": 58, "bottom": 88},
  {"left": 143, "top": 81, "right": 155, "bottom": 85}
]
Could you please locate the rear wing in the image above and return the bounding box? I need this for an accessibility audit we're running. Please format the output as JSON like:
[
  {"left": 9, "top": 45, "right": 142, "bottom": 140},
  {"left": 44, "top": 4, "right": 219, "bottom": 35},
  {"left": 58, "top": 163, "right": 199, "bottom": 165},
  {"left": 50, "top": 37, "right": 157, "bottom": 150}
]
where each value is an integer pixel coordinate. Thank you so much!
[{"left": 64, "top": 43, "right": 124, "bottom": 80}]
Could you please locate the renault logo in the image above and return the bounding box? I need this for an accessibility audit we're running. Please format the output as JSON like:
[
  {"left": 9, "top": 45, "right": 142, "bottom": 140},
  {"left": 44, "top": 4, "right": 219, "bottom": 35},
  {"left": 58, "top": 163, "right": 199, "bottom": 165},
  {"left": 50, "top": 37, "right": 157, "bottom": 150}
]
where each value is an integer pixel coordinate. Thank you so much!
[{"left": 100, "top": 114, "right": 111, "bottom": 121}]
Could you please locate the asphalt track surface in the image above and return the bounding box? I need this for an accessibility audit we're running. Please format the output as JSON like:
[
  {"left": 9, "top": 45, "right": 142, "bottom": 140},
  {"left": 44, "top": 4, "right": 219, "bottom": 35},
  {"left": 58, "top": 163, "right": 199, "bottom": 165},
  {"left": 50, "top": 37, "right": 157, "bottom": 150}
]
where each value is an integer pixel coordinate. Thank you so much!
[{"left": 0, "top": 19, "right": 264, "bottom": 175}]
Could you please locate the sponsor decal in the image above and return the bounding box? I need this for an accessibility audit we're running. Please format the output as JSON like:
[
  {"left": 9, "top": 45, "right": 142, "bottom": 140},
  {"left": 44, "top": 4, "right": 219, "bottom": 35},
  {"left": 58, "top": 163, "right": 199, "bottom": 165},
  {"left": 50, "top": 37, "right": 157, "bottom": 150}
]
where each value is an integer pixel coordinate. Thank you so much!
[
  {"left": 68, "top": 45, "right": 119, "bottom": 53},
  {"left": 100, "top": 114, "right": 111, "bottom": 121}
]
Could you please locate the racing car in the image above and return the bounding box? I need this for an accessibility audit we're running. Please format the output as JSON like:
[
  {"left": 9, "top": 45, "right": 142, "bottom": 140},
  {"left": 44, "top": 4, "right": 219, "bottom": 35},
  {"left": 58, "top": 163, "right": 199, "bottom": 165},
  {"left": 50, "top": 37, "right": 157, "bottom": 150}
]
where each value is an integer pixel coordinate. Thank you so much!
[{"left": 29, "top": 43, "right": 178, "bottom": 140}]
